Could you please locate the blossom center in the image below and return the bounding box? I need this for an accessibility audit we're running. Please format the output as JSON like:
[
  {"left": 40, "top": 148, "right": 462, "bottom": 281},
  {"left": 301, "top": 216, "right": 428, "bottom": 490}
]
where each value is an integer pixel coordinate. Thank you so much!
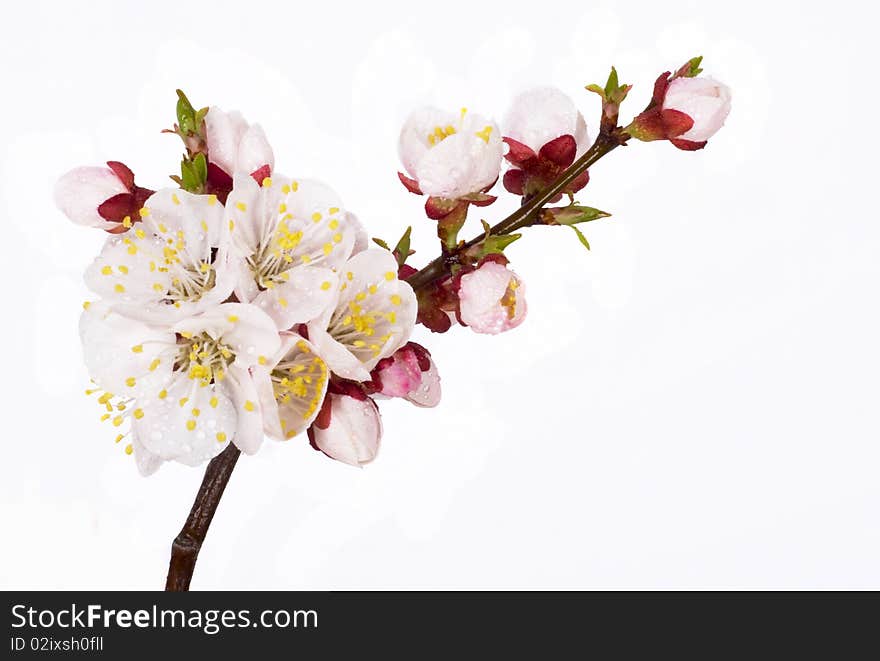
[
  {"left": 270, "top": 340, "right": 328, "bottom": 439},
  {"left": 176, "top": 332, "right": 235, "bottom": 386}
]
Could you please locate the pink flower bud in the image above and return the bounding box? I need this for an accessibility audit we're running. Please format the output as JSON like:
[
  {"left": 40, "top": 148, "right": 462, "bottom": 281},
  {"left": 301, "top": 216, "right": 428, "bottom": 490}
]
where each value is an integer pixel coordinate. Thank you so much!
[
  {"left": 369, "top": 342, "right": 441, "bottom": 407},
  {"left": 503, "top": 87, "right": 589, "bottom": 157},
  {"left": 661, "top": 77, "right": 731, "bottom": 144},
  {"left": 204, "top": 107, "right": 274, "bottom": 178},
  {"left": 54, "top": 162, "right": 151, "bottom": 232},
  {"left": 457, "top": 260, "right": 527, "bottom": 334},
  {"left": 309, "top": 392, "right": 382, "bottom": 467}
]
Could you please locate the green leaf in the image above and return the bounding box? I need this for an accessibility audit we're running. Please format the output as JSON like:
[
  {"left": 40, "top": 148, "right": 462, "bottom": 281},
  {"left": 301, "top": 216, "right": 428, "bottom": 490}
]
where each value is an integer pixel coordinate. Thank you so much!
[
  {"left": 605, "top": 66, "right": 619, "bottom": 97},
  {"left": 480, "top": 233, "right": 521, "bottom": 258},
  {"left": 543, "top": 205, "right": 611, "bottom": 226},
  {"left": 392, "top": 226, "right": 412, "bottom": 266},
  {"left": 193, "top": 152, "right": 207, "bottom": 185},
  {"left": 585, "top": 83, "right": 606, "bottom": 99},
  {"left": 176, "top": 89, "right": 197, "bottom": 134},
  {"left": 372, "top": 237, "right": 390, "bottom": 250},
  {"left": 570, "top": 225, "right": 591, "bottom": 251},
  {"left": 194, "top": 106, "right": 209, "bottom": 127},
  {"left": 180, "top": 159, "right": 199, "bottom": 192},
  {"left": 675, "top": 56, "right": 704, "bottom": 79}
]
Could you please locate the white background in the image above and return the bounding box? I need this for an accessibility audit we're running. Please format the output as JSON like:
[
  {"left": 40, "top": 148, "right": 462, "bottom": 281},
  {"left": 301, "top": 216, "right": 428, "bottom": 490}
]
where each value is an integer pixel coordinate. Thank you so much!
[{"left": 1, "top": 0, "right": 878, "bottom": 589}]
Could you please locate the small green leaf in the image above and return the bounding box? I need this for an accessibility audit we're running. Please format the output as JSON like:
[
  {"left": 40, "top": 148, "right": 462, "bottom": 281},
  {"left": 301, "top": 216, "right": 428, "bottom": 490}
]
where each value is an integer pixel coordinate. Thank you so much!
[
  {"left": 543, "top": 205, "right": 611, "bottom": 226},
  {"left": 392, "top": 226, "right": 412, "bottom": 266},
  {"left": 570, "top": 225, "right": 591, "bottom": 251},
  {"left": 675, "top": 56, "right": 704, "bottom": 79},
  {"left": 180, "top": 159, "right": 199, "bottom": 192},
  {"left": 480, "top": 233, "right": 521, "bottom": 257},
  {"left": 195, "top": 106, "right": 210, "bottom": 127},
  {"left": 176, "top": 89, "right": 197, "bottom": 135},
  {"left": 193, "top": 152, "right": 207, "bottom": 185},
  {"left": 585, "top": 83, "right": 606, "bottom": 99},
  {"left": 605, "top": 66, "right": 619, "bottom": 97},
  {"left": 372, "top": 237, "right": 391, "bottom": 250}
]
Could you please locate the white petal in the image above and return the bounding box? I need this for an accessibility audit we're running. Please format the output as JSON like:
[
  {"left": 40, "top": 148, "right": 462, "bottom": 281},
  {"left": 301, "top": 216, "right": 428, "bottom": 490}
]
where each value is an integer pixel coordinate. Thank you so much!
[
  {"left": 313, "top": 249, "right": 417, "bottom": 375},
  {"left": 172, "top": 302, "right": 281, "bottom": 370},
  {"left": 306, "top": 326, "right": 370, "bottom": 381},
  {"left": 83, "top": 232, "right": 172, "bottom": 302},
  {"left": 503, "top": 87, "right": 587, "bottom": 154},
  {"left": 142, "top": 188, "right": 227, "bottom": 260},
  {"left": 346, "top": 212, "right": 370, "bottom": 255},
  {"left": 415, "top": 113, "right": 502, "bottom": 198},
  {"left": 406, "top": 359, "right": 441, "bottom": 408},
  {"left": 223, "top": 366, "right": 264, "bottom": 454},
  {"left": 663, "top": 77, "right": 732, "bottom": 143},
  {"left": 79, "top": 301, "right": 174, "bottom": 396},
  {"left": 130, "top": 436, "right": 164, "bottom": 476},
  {"left": 458, "top": 261, "right": 527, "bottom": 334},
  {"left": 54, "top": 166, "right": 127, "bottom": 229},
  {"left": 235, "top": 124, "right": 275, "bottom": 175},
  {"left": 252, "top": 267, "right": 339, "bottom": 330},
  {"left": 204, "top": 107, "right": 248, "bottom": 175},
  {"left": 397, "top": 107, "right": 457, "bottom": 178},
  {"left": 226, "top": 175, "right": 355, "bottom": 276},
  {"left": 133, "top": 373, "right": 235, "bottom": 465},
  {"left": 312, "top": 394, "right": 382, "bottom": 467}
]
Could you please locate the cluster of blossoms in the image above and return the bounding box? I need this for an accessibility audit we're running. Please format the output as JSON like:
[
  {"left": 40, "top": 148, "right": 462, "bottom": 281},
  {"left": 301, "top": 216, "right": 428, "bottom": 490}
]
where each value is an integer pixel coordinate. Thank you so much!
[{"left": 57, "top": 58, "right": 730, "bottom": 477}]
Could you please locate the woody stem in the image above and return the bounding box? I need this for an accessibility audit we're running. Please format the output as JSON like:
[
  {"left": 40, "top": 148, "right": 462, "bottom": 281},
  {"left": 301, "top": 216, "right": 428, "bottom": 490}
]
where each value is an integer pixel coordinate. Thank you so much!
[{"left": 164, "top": 443, "right": 241, "bottom": 591}]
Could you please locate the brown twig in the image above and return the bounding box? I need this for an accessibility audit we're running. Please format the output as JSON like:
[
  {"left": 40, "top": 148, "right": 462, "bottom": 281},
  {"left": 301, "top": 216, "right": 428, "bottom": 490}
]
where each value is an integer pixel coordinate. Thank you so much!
[{"left": 164, "top": 443, "right": 241, "bottom": 591}]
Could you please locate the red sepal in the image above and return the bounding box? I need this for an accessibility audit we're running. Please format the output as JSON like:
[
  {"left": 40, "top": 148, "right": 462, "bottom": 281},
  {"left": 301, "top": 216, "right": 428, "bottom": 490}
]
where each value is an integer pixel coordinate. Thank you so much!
[
  {"left": 669, "top": 138, "right": 707, "bottom": 151},
  {"left": 398, "top": 172, "right": 423, "bottom": 195},
  {"left": 503, "top": 169, "right": 525, "bottom": 195},
  {"left": 106, "top": 161, "right": 135, "bottom": 190},
  {"left": 249, "top": 164, "right": 272, "bottom": 184},
  {"left": 502, "top": 137, "right": 537, "bottom": 168},
  {"left": 538, "top": 134, "right": 577, "bottom": 168}
]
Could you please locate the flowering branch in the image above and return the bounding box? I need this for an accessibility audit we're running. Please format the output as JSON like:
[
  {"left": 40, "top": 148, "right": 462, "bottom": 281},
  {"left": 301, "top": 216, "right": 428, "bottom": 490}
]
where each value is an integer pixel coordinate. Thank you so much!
[{"left": 55, "top": 55, "right": 730, "bottom": 590}]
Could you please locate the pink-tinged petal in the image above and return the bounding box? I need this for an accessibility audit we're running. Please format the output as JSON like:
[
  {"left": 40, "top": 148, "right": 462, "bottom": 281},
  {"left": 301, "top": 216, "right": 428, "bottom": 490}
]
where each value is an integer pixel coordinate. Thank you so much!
[
  {"left": 406, "top": 357, "right": 441, "bottom": 408},
  {"left": 204, "top": 107, "right": 248, "bottom": 175},
  {"left": 503, "top": 87, "right": 587, "bottom": 154},
  {"left": 236, "top": 124, "right": 274, "bottom": 175},
  {"left": 457, "top": 261, "right": 527, "bottom": 334},
  {"left": 372, "top": 350, "right": 422, "bottom": 398},
  {"left": 54, "top": 166, "right": 128, "bottom": 229},
  {"left": 662, "top": 76, "right": 732, "bottom": 142},
  {"left": 310, "top": 393, "right": 382, "bottom": 467}
]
